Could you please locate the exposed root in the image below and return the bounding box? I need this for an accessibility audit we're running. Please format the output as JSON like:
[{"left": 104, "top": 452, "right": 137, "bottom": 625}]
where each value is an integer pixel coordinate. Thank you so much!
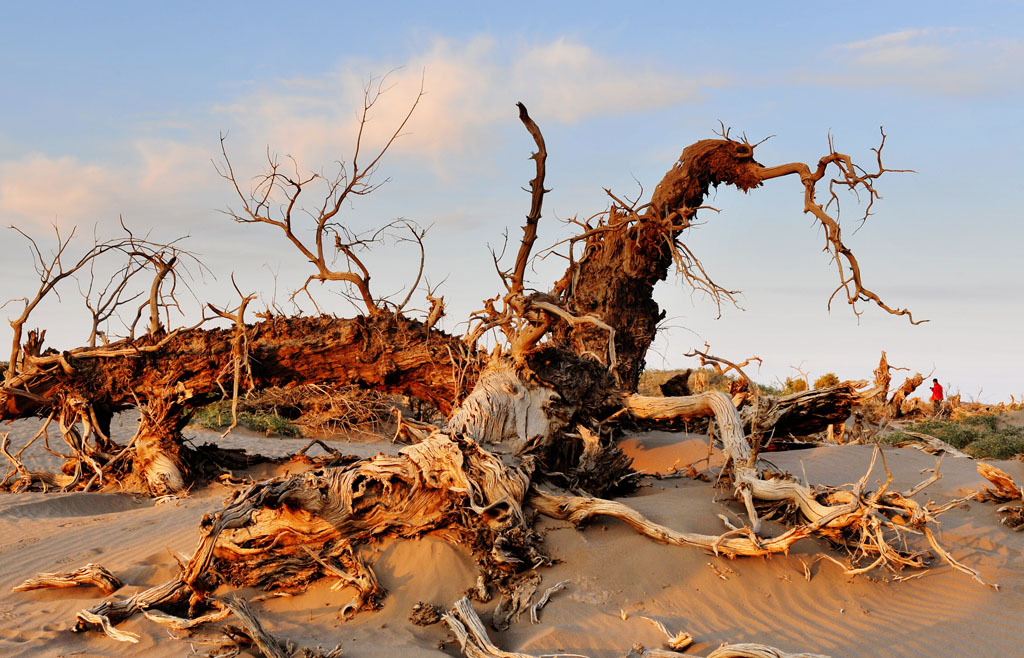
[
  {"left": 492, "top": 571, "right": 541, "bottom": 631},
  {"left": 444, "top": 597, "right": 533, "bottom": 658},
  {"left": 530, "top": 487, "right": 810, "bottom": 557},
  {"left": 70, "top": 432, "right": 537, "bottom": 639},
  {"left": 40, "top": 379, "right": 989, "bottom": 652},
  {"left": 623, "top": 390, "right": 990, "bottom": 583},
  {"left": 529, "top": 578, "right": 568, "bottom": 624},
  {"left": 641, "top": 615, "right": 693, "bottom": 650},
  {"left": 704, "top": 645, "right": 830, "bottom": 658}
]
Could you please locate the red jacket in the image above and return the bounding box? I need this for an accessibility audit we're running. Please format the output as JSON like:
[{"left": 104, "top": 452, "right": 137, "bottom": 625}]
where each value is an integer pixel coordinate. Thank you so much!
[{"left": 930, "top": 382, "right": 943, "bottom": 401}]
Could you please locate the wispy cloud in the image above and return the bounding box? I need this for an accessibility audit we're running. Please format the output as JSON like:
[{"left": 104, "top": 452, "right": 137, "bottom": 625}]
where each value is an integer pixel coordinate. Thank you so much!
[
  {"left": 840, "top": 28, "right": 954, "bottom": 68},
  {"left": 213, "top": 36, "right": 715, "bottom": 171},
  {"left": 0, "top": 141, "right": 221, "bottom": 234},
  {"left": 802, "top": 28, "right": 1024, "bottom": 97},
  {"left": 0, "top": 154, "right": 123, "bottom": 229},
  {"left": 0, "top": 35, "right": 716, "bottom": 233}
]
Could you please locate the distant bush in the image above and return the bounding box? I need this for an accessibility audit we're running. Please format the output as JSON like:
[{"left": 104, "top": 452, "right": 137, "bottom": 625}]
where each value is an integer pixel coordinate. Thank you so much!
[
  {"left": 782, "top": 377, "right": 808, "bottom": 395},
  {"left": 756, "top": 382, "right": 785, "bottom": 396},
  {"left": 882, "top": 413, "right": 1024, "bottom": 460},
  {"left": 640, "top": 367, "right": 814, "bottom": 398},
  {"left": 814, "top": 373, "right": 840, "bottom": 389}
]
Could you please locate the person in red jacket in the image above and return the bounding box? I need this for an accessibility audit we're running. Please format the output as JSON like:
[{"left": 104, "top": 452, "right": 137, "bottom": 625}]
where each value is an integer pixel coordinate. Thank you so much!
[{"left": 930, "top": 379, "right": 944, "bottom": 415}]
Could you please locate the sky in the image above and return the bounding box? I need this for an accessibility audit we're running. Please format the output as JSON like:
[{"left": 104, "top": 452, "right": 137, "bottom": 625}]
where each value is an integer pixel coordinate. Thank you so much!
[{"left": 1, "top": 1, "right": 1021, "bottom": 401}]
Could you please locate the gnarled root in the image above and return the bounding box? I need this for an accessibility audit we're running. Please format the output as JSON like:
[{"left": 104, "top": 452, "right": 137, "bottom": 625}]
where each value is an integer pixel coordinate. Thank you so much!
[
  {"left": 74, "top": 432, "right": 537, "bottom": 635},
  {"left": 625, "top": 390, "right": 992, "bottom": 584},
  {"left": 530, "top": 487, "right": 809, "bottom": 557}
]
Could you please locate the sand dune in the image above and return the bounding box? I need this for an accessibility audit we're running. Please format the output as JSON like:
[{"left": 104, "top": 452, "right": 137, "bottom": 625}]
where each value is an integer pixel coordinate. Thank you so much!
[{"left": 1, "top": 420, "right": 1021, "bottom": 657}]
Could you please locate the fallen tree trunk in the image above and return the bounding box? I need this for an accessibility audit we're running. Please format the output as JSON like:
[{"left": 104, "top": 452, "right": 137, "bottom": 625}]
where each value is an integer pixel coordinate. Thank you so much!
[
  {"left": 1, "top": 314, "right": 476, "bottom": 422},
  {"left": 1, "top": 314, "right": 480, "bottom": 493},
  {"left": 623, "top": 382, "right": 862, "bottom": 440},
  {"left": 740, "top": 383, "right": 863, "bottom": 438}
]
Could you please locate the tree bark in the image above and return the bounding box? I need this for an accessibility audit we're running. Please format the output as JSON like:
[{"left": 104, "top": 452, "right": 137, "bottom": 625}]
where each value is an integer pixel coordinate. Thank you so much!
[
  {"left": 549, "top": 139, "right": 767, "bottom": 389},
  {"left": 2, "top": 315, "right": 476, "bottom": 423},
  {"left": 1, "top": 314, "right": 480, "bottom": 494}
]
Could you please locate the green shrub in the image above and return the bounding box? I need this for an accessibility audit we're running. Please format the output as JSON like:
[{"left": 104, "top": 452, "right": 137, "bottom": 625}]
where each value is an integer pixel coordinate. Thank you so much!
[
  {"left": 884, "top": 413, "right": 1024, "bottom": 459},
  {"left": 190, "top": 400, "right": 303, "bottom": 437}
]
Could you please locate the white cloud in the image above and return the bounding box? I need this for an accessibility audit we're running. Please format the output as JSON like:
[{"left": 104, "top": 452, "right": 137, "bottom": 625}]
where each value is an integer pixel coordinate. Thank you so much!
[
  {"left": 0, "top": 140, "right": 221, "bottom": 234},
  {"left": 814, "top": 28, "right": 1024, "bottom": 97},
  {"left": 842, "top": 28, "right": 941, "bottom": 51},
  {"left": 212, "top": 36, "right": 713, "bottom": 172},
  {"left": 135, "top": 138, "right": 217, "bottom": 195},
  {"left": 0, "top": 35, "right": 716, "bottom": 236},
  {"left": 510, "top": 38, "right": 709, "bottom": 123}
]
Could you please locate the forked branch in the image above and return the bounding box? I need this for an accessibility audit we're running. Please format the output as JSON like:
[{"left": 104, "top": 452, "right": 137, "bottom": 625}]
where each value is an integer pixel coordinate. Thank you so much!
[
  {"left": 754, "top": 128, "right": 922, "bottom": 323},
  {"left": 216, "top": 75, "right": 425, "bottom": 317}
]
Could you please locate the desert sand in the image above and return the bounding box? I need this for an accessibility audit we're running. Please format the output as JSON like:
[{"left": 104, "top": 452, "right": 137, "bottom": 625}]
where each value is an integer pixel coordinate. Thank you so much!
[{"left": 1, "top": 416, "right": 1021, "bottom": 658}]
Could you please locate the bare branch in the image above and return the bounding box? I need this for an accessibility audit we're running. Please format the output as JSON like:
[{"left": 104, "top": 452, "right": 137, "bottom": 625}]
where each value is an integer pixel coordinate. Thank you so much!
[
  {"left": 218, "top": 78, "right": 426, "bottom": 317},
  {"left": 754, "top": 128, "right": 922, "bottom": 324},
  {"left": 510, "top": 102, "right": 548, "bottom": 294}
]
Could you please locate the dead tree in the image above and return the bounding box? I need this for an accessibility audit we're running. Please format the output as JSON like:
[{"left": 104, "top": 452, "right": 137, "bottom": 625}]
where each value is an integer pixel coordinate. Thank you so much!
[{"left": 4, "top": 97, "right": 979, "bottom": 655}]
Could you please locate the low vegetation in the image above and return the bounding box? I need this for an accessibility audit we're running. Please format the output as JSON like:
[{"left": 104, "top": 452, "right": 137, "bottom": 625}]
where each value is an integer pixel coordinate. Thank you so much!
[
  {"left": 191, "top": 400, "right": 304, "bottom": 437},
  {"left": 884, "top": 413, "right": 1024, "bottom": 460},
  {"left": 639, "top": 368, "right": 841, "bottom": 398}
]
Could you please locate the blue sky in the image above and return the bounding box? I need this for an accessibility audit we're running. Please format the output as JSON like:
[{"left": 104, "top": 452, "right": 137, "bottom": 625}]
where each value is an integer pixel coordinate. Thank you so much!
[{"left": 1, "top": 2, "right": 1021, "bottom": 400}]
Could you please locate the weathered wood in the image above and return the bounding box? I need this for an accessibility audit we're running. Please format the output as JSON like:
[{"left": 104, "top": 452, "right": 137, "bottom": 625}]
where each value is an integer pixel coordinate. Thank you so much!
[
  {"left": 445, "top": 596, "right": 830, "bottom": 658},
  {"left": 549, "top": 140, "right": 766, "bottom": 390},
  {"left": 1, "top": 314, "right": 477, "bottom": 423},
  {"left": 13, "top": 563, "right": 122, "bottom": 595},
  {"left": 977, "top": 462, "right": 1022, "bottom": 501},
  {"left": 742, "top": 384, "right": 862, "bottom": 438}
]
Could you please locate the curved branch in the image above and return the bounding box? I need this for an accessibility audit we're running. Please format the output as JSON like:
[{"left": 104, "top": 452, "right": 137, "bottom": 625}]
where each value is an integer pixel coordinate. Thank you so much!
[
  {"left": 510, "top": 102, "right": 548, "bottom": 294},
  {"left": 755, "top": 129, "right": 922, "bottom": 324}
]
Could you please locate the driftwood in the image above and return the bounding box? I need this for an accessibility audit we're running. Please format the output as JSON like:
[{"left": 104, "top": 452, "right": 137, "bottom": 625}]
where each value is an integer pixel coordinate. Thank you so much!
[
  {"left": 977, "top": 462, "right": 1023, "bottom": 500},
  {"left": 13, "top": 563, "right": 122, "bottom": 595},
  {"left": 975, "top": 463, "right": 1024, "bottom": 530},
  {"left": 892, "top": 430, "right": 971, "bottom": 458}
]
